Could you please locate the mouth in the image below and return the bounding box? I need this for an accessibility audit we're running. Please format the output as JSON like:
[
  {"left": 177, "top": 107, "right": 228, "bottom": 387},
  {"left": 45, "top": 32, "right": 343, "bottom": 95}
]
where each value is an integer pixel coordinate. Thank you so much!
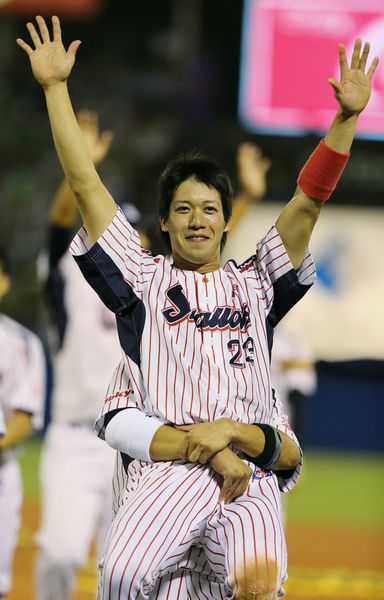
[{"left": 185, "top": 235, "right": 210, "bottom": 242}]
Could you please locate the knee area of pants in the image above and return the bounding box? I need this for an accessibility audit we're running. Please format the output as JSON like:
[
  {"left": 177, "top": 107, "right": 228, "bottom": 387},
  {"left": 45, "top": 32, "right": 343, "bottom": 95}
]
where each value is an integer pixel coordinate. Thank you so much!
[
  {"left": 102, "top": 557, "right": 151, "bottom": 595},
  {"left": 234, "top": 560, "right": 278, "bottom": 600}
]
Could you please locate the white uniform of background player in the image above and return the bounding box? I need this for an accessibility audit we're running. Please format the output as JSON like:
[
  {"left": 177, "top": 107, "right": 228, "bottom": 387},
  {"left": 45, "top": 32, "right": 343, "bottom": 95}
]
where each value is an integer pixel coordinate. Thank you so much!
[
  {"left": 270, "top": 328, "right": 316, "bottom": 432},
  {"left": 0, "top": 311, "right": 45, "bottom": 598}
]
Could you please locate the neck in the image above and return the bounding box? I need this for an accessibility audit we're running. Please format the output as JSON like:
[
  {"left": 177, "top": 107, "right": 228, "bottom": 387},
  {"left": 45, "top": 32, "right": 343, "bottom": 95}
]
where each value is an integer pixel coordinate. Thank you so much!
[{"left": 172, "top": 257, "right": 220, "bottom": 273}]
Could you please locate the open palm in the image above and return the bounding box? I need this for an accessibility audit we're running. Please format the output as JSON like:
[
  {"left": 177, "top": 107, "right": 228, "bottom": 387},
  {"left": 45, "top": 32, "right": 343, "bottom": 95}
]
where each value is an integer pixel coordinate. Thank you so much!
[
  {"left": 329, "top": 39, "right": 379, "bottom": 116},
  {"left": 17, "top": 16, "right": 81, "bottom": 87}
]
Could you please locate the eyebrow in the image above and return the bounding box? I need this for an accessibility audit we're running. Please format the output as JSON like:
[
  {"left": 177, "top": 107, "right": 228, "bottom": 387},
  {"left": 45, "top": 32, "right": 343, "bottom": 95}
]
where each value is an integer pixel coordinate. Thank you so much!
[{"left": 172, "top": 199, "right": 220, "bottom": 206}]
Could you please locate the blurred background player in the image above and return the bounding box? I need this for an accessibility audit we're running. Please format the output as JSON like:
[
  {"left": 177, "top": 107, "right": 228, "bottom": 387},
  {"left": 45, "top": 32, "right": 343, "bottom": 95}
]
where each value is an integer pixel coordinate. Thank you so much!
[
  {"left": 0, "top": 406, "right": 5, "bottom": 437},
  {"left": 227, "top": 142, "right": 317, "bottom": 444},
  {"left": 34, "top": 111, "right": 125, "bottom": 600},
  {"left": 0, "top": 248, "right": 45, "bottom": 599}
]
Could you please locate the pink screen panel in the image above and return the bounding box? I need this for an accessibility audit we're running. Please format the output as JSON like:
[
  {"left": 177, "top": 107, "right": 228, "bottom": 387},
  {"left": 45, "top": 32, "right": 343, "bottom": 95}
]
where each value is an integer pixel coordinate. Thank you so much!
[{"left": 239, "top": 0, "right": 384, "bottom": 138}]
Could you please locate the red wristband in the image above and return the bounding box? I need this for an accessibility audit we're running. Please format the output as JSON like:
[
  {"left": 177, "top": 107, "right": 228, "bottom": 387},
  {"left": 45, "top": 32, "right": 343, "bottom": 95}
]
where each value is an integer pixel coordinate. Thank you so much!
[{"left": 297, "top": 139, "right": 350, "bottom": 201}]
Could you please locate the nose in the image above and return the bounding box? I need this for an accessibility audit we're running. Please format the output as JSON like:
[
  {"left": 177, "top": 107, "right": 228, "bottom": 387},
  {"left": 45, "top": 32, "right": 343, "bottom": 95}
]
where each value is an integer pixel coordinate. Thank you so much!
[{"left": 189, "top": 209, "right": 205, "bottom": 229}]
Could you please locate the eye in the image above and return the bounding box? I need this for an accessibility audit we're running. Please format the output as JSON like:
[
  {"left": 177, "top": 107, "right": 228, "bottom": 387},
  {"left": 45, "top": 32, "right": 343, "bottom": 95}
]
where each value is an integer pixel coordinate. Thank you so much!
[
  {"left": 205, "top": 206, "right": 218, "bottom": 213},
  {"left": 175, "top": 206, "right": 189, "bottom": 213}
]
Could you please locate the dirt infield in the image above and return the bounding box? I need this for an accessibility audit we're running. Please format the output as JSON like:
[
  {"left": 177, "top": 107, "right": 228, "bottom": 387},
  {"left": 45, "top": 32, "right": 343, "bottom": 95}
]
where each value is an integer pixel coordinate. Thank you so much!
[{"left": 9, "top": 500, "right": 384, "bottom": 600}]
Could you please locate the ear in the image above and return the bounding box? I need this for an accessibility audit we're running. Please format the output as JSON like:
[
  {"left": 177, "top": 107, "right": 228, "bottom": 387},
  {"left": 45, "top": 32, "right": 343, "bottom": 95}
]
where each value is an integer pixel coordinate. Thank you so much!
[
  {"left": 224, "top": 219, "right": 231, "bottom": 233},
  {"left": 159, "top": 217, "right": 168, "bottom": 232}
]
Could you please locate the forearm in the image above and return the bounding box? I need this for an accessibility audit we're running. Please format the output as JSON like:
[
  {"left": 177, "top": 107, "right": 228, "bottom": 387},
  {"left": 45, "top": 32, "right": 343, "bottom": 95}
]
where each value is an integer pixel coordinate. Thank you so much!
[
  {"left": 0, "top": 412, "right": 33, "bottom": 451},
  {"left": 275, "top": 191, "right": 321, "bottom": 269},
  {"left": 45, "top": 83, "right": 97, "bottom": 195},
  {"left": 276, "top": 109, "right": 354, "bottom": 269},
  {"left": 231, "top": 422, "right": 301, "bottom": 470},
  {"left": 324, "top": 108, "right": 359, "bottom": 153},
  {"left": 149, "top": 425, "right": 187, "bottom": 461},
  {"left": 44, "top": 83, "right": 116, "bottom": 242},
  {"left": 154, "top": 416, "right": 301, "bottom": 470},
  {"left": 105, "top": 416, "right": 189, "bottom": 462}
]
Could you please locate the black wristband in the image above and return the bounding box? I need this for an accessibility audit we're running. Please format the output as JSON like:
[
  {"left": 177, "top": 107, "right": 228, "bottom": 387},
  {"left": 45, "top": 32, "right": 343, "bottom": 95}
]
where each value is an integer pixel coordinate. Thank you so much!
[{"left": 244, "top": 424, "right": 282, "bottom": 469}]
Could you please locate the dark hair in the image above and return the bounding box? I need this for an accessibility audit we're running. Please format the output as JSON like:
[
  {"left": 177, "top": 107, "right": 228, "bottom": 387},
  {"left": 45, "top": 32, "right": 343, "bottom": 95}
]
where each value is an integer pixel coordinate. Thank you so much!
[
  {"left": 157, "top": 151, "right": 233, "bottom": 253},
  {"left": 0, "top": 247, "right": 10, "bottom": 277}
]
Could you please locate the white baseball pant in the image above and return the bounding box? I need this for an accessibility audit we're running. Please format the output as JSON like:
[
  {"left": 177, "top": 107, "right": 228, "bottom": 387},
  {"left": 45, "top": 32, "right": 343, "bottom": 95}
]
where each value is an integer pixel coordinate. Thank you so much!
[{"left": 98, "top": 459, "right": 287, "bottom": 599}]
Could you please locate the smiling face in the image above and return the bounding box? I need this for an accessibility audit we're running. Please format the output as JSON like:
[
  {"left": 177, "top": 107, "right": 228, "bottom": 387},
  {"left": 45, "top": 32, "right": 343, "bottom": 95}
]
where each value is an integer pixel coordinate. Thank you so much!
[{"left": 160, "top": 177, "right": 230, "bottom": 273}]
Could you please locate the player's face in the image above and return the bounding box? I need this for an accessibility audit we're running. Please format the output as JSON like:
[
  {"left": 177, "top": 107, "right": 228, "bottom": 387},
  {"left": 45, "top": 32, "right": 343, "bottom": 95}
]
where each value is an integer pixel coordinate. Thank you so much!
[{"left": 160, "top": 177, "right": 230, "bottom": 273}]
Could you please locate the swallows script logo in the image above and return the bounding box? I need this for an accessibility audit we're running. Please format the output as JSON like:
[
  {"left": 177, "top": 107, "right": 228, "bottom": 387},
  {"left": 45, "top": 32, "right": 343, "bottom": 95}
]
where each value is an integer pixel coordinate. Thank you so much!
[{"left": 162, "top": 284, "right": 251, "bottom": 332}]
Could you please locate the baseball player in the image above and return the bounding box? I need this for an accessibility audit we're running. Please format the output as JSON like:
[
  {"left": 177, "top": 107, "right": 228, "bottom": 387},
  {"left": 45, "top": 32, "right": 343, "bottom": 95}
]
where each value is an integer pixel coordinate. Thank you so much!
[
  {"left": 17, "top": 18, "right": 378, "bottom": 599},
  {"left": 0, "top": 248, "right": 45, "bottom": 599}
]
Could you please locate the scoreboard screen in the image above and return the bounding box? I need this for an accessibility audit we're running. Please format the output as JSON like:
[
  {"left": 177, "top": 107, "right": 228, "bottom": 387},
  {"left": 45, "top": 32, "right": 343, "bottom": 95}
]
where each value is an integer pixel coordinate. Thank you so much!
[{"left": 239, "top": 0, "right": 384, "bottom": 138}]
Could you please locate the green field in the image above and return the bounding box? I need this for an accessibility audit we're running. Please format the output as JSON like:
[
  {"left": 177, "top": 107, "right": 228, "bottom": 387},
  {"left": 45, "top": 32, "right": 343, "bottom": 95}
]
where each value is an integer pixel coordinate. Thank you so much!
[{"left": 285, "top": 451, "right": 384, "bottom": 528}]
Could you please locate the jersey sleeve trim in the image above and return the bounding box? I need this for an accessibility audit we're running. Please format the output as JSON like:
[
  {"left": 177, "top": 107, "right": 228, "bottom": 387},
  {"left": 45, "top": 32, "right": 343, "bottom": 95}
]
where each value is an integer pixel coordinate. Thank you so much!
[
  {"left": 271, "top": 388, "right": 302, "bottom": 492},
  {"left": 237, "top": 225, "right": 316, "bottom": 326}
]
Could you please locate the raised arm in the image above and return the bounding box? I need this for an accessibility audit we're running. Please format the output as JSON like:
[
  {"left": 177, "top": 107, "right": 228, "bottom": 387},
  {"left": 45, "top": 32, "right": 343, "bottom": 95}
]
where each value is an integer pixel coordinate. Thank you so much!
[
  {"left": 17, "top": 16, "right": 116, "bottom": 244},
  {"left": 229, "top": 143, "right": 271, "bottom": 233},
  {"left": 49, "top": 110, "right": 113, "bottom": 229},
  {"left": 275, "top": 39, "right": 379, "bottom": 269}
]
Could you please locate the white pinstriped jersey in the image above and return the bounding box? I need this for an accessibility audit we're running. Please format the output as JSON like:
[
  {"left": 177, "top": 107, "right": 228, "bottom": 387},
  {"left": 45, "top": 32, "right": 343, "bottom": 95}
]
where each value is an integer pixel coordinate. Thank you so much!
[
  {"left": 0, "top": 315, "right": 45, "bottom": 432},
  {"left": 71, "top": 208, "right": 315, "bottom": 489}
]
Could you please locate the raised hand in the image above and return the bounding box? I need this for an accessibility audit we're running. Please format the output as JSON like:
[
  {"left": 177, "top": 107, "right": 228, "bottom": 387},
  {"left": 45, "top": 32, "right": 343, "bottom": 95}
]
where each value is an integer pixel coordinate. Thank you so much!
[
  {"left": 237, "top": 143, "right": 271, "bottom": 200},
  {"left": 16, "top": 15, "right": 81, "bottom": 87},
  {"left": 77, "top": 110, "right": 113, "bottom": 166},
  {"left": 328, "top": 39, "right": 379, "bottom": 116}
]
